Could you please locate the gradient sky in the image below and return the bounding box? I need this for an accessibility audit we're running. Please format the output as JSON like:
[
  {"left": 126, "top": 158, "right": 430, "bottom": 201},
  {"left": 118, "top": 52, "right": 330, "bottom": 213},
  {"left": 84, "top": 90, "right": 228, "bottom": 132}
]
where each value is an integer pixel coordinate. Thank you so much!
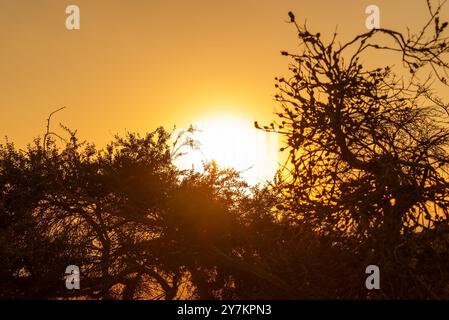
[{"left": 0, "top": 0, "right": 446, "bottom": 146}]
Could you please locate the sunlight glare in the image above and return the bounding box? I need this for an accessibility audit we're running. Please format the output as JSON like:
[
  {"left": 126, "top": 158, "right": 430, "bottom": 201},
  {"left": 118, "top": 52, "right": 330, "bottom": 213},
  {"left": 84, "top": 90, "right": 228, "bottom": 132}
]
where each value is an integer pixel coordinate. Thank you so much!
[{"left": 174, "top": 117, "right": 279, "bottom": 185}]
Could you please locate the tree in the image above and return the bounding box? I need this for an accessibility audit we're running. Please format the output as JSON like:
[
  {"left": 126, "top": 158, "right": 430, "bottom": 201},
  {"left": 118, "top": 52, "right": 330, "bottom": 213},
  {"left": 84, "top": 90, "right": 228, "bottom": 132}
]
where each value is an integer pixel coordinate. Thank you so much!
[
  {"left": 0, "top": 125, "right": 295, "bottom": 299},
  {"left": 258, "top": 0, "right": 449, "bottom": 298},
  {"left": 264, "top": 1, "right": 449, "bottom": 240}
]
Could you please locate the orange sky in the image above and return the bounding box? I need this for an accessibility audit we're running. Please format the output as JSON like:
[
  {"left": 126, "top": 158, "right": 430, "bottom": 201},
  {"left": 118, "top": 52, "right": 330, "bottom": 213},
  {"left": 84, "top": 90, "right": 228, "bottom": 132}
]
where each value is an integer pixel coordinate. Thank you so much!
[{"left": 0, "top": 0, "right": 446, "bottom": 146}]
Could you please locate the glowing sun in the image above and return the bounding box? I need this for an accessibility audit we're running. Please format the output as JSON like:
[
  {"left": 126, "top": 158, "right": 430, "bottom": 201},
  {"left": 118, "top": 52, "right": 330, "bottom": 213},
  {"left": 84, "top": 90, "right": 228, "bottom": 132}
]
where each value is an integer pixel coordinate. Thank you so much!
[{"left": 174, "top": 116, "right": 279, "bottom": 184}]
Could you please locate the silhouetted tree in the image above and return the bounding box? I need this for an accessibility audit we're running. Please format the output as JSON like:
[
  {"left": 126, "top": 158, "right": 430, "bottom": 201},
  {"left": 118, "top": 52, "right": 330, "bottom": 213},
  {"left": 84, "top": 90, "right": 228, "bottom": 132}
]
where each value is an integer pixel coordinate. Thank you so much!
[
  {"left": 0, "top": 126, "right": 296, "bottom": 299},
  {"left": 259, "top": 0, "right": 449, "bottom": 298}
]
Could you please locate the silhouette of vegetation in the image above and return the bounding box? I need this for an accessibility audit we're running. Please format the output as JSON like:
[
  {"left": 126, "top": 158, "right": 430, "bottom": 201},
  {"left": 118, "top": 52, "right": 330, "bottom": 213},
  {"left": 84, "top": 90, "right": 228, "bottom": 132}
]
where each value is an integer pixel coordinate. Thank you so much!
[
  {"left": 1, "top": 0, "right": 449, "bottom": 299},
  {"left": 0, "top": 126, "right": 301, "bottom": 299},
  {"left": 258, "top": 0, "right": 449, "bottom": 298}
]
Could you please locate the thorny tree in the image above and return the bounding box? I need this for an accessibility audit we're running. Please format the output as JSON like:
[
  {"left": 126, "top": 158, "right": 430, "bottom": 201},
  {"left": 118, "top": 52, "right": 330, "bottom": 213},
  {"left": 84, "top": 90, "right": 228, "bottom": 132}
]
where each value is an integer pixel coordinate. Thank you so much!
[{"left": 259, "top": 0, "right": 449, "bottom": 248}]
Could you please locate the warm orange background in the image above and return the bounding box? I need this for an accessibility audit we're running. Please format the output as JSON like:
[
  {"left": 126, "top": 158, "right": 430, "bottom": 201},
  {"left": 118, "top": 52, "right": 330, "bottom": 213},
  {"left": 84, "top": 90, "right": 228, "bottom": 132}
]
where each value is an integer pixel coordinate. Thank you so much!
[{"left": 0, "top": 0, "right": 445, "bottom": 146}]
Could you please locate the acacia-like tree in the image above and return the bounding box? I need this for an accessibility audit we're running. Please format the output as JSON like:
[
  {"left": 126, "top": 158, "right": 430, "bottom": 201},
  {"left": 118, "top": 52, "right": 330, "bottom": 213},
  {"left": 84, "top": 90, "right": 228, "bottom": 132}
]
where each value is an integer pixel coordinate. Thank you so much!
[
  {"left": 258, "top": 0, "right": 449, "bottom": 298},
  {"left": 262, "top": 1, "right": 449, "bottom": 240},
  {"left": 0, "top": 125, "right": 297, "bottom": 299}
]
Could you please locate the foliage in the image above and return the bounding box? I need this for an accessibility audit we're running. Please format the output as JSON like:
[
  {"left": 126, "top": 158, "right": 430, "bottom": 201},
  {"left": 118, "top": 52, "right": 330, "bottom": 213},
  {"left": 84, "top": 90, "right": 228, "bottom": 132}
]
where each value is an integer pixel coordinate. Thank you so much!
[{"left": 257, "top": 0, "right": 449, "bottom": 298}]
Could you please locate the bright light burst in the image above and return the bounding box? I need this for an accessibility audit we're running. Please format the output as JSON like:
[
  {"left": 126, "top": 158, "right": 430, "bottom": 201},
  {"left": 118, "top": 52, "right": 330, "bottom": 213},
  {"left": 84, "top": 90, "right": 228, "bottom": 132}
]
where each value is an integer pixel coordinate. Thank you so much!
[{"left": 174, "top": 116, "right": 279, "bottom": 185}]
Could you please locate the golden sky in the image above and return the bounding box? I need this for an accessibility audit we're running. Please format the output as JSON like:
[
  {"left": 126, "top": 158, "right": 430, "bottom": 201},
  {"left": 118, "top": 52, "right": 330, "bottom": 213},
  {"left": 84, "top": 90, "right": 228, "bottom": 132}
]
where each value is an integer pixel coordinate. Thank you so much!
[{"left": 0, "top": 0, "right": 445, "bottom": 147}]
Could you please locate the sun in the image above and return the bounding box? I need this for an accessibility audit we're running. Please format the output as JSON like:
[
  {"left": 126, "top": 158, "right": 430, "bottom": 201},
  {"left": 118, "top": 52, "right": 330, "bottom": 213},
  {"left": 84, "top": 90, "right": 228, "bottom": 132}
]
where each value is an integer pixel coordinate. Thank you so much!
[{"left": 174, "top": 116, "right": 279, "bottom": 184}]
